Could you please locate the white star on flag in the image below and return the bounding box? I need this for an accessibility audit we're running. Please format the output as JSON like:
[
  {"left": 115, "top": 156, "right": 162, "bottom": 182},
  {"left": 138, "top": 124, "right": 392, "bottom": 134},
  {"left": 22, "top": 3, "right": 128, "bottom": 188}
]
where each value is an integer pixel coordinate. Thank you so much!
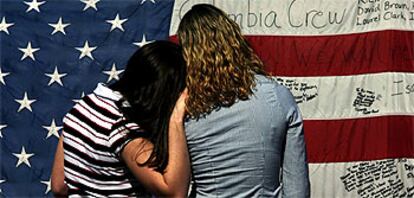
[
  {"left": 80, "top": 0, "right": 100, "bottom": 11},
  {"left": 106, "top": 14, "right": 128, "bottom": 32},
  {"left": 0, "top": 67, "right": 10, "bottom": 85},
  {"left": 0, "top": 180, "right": 5, "bottom": 193},
  {"left": 72, "top": 92, "right": 85, "bottom": 103},
  {"left": 15, "top": 92, "right": 36, "bottom": 112},
  {"left": 42, "top": 119, "right": 62, "bottom": 139},
  {"left": 40, "top": 179, "right": 51, "bottom": 194},
  {"left": 103, "top": 63, "right": 124, "bottom": 83},
  {"left": 0, "top": 124, "right": 7, "bottom": 138},
  {"left": 75, "top": 41, "right": 97, "bottom": 60},
  {"left": 48, "top": 17, "right": 70, "bottom": 35},
  {"left": 13, "top": 147, "right": 34, "bottom": 168},
  {"left": 0, "top": 17, "right": 14, "bottom": 35},
  {"left": 24, "top": 0, "right": 46, "bottom": 13},
  {"left": 140, "top": 0, "right": 156, "bottom": 4},
  {"left": 45, "top": 66, "right": 67, "bottom": 86},
  {"left": 133, "top": 34, "right": 154, "bottom": 48},
  {"left": 18, "top": 42, "right": 40, "bottom": 61}
]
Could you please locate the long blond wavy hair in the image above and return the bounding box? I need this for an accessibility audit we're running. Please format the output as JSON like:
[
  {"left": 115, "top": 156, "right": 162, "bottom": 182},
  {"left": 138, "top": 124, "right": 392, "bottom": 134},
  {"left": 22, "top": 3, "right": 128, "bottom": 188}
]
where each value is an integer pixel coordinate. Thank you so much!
[{"left": 177, "top": 4, "right": 268, "bottom": 119}]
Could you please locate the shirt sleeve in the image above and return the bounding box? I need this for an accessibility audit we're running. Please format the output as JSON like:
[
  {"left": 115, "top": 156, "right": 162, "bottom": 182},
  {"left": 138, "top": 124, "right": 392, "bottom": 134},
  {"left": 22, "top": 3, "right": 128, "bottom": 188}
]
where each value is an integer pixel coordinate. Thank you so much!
[
  {"left": 278, "top": 86, "right": 311, "bottom": 198},
  {"left": 108, "top": 118, "right": 149, "bottom": 157}
]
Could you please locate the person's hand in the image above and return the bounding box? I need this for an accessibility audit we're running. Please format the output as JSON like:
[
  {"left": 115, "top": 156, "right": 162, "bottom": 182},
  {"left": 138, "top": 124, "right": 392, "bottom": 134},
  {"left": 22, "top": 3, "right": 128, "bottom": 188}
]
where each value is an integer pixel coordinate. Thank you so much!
[{"left": 170, "top": 89, "right": 188, "bottom": 125}]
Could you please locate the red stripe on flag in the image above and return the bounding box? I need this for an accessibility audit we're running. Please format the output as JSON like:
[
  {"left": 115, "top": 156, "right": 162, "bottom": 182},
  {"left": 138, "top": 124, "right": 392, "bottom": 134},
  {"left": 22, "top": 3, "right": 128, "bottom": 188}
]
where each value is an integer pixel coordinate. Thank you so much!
[
  {"left": 245, "top": 30, "right": 414, "bottom": 76},
  {"left": 304, "top": 115, "right": 414, "bottom": 163}
]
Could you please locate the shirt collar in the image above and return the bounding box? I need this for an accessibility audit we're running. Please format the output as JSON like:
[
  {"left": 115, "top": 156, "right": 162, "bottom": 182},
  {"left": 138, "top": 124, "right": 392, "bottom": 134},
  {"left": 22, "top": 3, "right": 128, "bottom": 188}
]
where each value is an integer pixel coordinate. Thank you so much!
[{"left": 93, "top": 83, "right": 123, "bottom": 101}]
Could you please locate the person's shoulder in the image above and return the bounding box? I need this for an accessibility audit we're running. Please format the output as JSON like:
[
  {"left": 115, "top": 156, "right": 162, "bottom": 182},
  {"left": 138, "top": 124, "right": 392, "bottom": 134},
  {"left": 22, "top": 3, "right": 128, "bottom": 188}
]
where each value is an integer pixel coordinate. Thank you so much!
[
  {"left": 63, "top": 88, "right": 124, "bottom": 128},
  {"left": 255, "top": 75, "right": 290, "bottom": 93},
  {"left": 255, "top": 75, "right": 297, "bottom": 106}
]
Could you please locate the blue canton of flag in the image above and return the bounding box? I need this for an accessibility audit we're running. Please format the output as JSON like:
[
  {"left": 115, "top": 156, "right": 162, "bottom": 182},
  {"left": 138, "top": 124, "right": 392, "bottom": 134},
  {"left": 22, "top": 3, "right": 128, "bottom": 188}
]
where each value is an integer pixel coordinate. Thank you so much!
[{"left": 0, "top": 0, "right": 174, "bottom": 196}]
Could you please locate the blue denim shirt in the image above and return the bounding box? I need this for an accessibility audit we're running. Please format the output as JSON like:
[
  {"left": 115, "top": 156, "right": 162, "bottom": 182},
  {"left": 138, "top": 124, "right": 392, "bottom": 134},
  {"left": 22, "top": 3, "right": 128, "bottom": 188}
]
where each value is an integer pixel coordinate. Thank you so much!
[{"left": 185, "top": 75, "right": 310, "bottom": 198}]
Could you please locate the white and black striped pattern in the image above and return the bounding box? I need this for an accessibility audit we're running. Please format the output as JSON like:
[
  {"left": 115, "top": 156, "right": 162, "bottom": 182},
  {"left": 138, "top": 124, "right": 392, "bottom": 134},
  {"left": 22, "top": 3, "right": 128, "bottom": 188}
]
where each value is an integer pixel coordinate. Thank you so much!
[{"left": 62, "top": 84, "right": 151, "bottom": 197}]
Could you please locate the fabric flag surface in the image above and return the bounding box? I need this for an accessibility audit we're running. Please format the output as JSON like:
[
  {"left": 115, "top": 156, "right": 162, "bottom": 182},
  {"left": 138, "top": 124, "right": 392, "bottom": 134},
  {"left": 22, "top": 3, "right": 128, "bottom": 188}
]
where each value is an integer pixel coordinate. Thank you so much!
[
  {"left": 0, "top": 0, "right": 173, "bottom": 196},
  {"left": 169, "top": 0, "right": 414, "bottom": 197},
  {"left": 1, "top": 0, "right": 413, "bottom": 197}
]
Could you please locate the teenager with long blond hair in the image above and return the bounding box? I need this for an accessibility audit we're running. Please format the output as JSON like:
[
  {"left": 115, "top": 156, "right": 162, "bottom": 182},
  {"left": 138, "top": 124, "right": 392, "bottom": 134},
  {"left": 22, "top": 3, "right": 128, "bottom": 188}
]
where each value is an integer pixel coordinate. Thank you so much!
[{"left": 177, "top": 4, "right": 310, "bottom": 197}]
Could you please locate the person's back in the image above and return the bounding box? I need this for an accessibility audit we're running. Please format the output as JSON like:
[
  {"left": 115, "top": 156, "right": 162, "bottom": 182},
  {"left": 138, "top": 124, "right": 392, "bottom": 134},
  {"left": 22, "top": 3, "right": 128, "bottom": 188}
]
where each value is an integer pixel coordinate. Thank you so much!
[
  {"left": 61, "top": 85, "right": 151, "bottom": 196},
  {"left": 51, "top": 41, "right": 190, "bottom": 197},
  {"left": 185, "top": 75, "right": 309, "bottom": 197},
  {"left": 177, "top": 4, "right": 310, "bottom": 197}
]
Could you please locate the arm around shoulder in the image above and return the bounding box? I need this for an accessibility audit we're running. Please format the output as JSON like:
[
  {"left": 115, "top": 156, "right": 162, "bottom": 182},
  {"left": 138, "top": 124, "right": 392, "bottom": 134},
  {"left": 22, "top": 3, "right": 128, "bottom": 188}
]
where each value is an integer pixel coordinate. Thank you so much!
[{"left": 121, "top": 91, "right": 191, "bottom": 197}]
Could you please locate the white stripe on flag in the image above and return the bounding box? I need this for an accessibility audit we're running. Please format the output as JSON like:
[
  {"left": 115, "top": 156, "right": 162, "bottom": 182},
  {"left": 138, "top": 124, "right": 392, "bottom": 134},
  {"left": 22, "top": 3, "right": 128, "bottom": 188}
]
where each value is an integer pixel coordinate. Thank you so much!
[
  {"left": 170, "top": 0, "right": 414, "bottom": 36},
  {"left": 309, "top": 158, "right": 414, "bottom": 197},
  {"left": 273, "top": 72, "right": 414, "bottom": 120}
]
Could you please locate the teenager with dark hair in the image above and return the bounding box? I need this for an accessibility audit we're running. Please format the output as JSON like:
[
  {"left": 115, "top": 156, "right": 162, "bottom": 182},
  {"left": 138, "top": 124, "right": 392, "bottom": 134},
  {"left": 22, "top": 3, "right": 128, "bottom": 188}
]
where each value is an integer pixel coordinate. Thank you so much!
[{"left": 51, "top": 40, "right": 190, "bottom": 197}]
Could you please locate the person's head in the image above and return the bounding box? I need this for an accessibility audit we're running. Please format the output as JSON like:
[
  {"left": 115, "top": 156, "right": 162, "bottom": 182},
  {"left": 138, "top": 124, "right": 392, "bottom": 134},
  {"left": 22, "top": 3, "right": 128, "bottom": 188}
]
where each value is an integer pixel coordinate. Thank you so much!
[
  {"left": 177, "top": 4, "right": 267, "bottom": 119},
  {"left": 110, "top": 40, "right": 186, "bottom": 172}
]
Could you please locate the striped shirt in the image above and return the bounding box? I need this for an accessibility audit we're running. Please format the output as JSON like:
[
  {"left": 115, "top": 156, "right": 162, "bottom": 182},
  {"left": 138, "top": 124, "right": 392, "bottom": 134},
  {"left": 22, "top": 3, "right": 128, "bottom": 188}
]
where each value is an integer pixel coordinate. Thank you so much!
[{"left": 62, "top": 83, "right": 151, "bottom": 197}]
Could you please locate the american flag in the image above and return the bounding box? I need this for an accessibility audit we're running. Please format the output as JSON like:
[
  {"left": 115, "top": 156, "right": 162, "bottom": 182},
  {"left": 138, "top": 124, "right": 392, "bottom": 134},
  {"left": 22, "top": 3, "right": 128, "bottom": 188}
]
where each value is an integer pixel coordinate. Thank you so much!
[
  {"left": 0, "top": 0, "right": 173, "bottom": 196},
  {"left": 1, "top": 0, "right": 414, "bottom": 197},
  {"left": 169, "top": 0, "right": 414, "bottom": 197}
]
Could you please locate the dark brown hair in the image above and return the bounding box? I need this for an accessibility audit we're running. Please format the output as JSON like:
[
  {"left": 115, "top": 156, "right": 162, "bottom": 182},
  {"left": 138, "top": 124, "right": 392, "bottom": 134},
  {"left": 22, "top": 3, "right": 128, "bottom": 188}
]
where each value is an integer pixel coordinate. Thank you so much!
[{"left": 110, "top": 40, "right": 186, "bottom": 172}]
